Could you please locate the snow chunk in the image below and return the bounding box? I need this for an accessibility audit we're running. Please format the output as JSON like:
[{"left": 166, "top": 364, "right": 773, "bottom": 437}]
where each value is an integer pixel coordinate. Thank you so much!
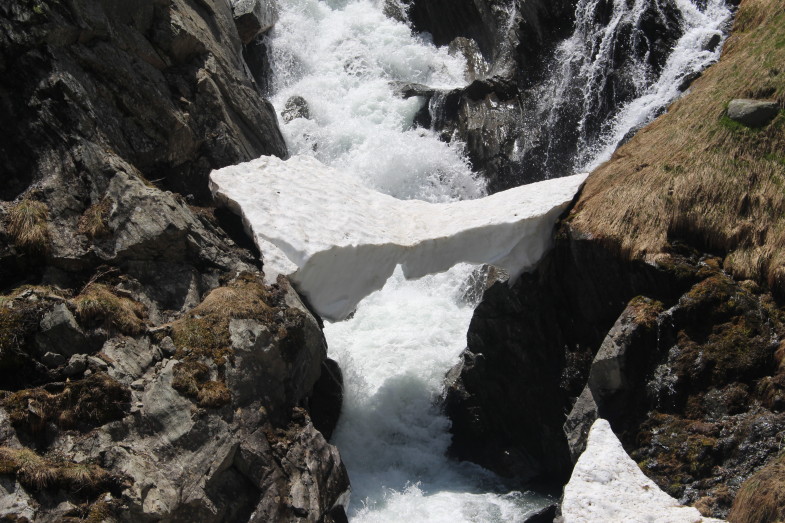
[
  {"left": 210, "top": 155, "right": 586, "bottom": 321},
  {"left": 562, "top": 419, "right": 725, "bottom": 523}
]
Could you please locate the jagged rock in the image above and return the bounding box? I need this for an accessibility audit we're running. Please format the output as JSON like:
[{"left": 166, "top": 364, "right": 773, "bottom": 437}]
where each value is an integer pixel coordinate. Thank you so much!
[
  {"left": 35, "top": 303, "right": 89, "bottom": 357},
  {"left": 102, "top": 336, "right": 159, "bottom": 384},
  {"left": 281, "top": 95, "right": 310, "bottom": 123},
  {"left": 0, "top": 0, "right": 286, "bottom": 206},
  {"left": 231, "top": 0, "right": 278, "bottom": 44},
  {"left": 727, "top": 99, "right": 779, "bottom": 127},
  {"left": 0, "top": 2, "right": 347, "bottom": 521},
  {"left": 0, "top": 476, "right": 36, "bottom": 522},
  {"left": 448, "top": 37, "right": 489, "bottom": 82},
  {"left": 443, "top": 227, "right": 687, "bottom": 484},
  {"left": 403, "top": 0, "right": 512, "bottom": 64},
  {"left": 563, "top": 386, "right": 598, "bottom": 463},
  {"left": 63, "top": 353, "right": 88, "bottom": 376}
]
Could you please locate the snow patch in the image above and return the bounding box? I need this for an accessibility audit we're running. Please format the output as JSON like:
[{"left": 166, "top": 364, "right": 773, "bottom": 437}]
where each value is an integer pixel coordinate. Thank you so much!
[
  {"left": 562, "top": 419, "right": 725, "bottom": 523},
  {"left": 210, "top": 155, "right": 586, "bottom": 321}
]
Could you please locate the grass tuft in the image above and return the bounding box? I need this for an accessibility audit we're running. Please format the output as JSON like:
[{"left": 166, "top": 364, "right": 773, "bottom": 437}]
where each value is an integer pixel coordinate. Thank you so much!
[
  {"left": 7, "top": 199, "right": 50, "bottom": 254},
  {"left": 1, "top": 373, "right": 130, "bottom": 433},
  {"left": 73, "top": 284, "right": 146, "bottom": 335},
  {"left": 729, "top": 454, "right": 785, "bottom": 523},
  {"left": 77, "top": 198, "right": 112, "bottom": 239}
]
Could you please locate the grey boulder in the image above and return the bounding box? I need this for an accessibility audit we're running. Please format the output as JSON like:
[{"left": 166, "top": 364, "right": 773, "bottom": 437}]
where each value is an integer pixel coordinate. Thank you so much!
[{"left": 727, "top": 98, "right": 779, "bottom": 127}]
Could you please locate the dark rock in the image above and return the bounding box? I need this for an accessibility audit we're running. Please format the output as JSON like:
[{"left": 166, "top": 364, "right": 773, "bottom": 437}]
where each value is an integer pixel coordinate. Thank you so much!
[
  {"left": 281, "top": 95, "right": 311, "bottom": 123},
  {"left": 0, "top": 0, "right": 286, "bottom": 205},
  {"left": 309, "top": 358, "right": 344, "bottom": 441},
  {"left": 727, "top": 99, "right": 779, "bottom": 127},
  {"left": 525, "top": 503, "right": 558, "bottom": 523},
  {"left": 40, "top": 351, "right": 66, "bottom": 368},
  {"left": 0, "top": 1, "right": 346, "bottom": 520},
  {"left": 62, "top": 353, "right": 88, "bottom": 376},
  {"left": 444, "top": 226, "right": 684, "bottom": 483}
]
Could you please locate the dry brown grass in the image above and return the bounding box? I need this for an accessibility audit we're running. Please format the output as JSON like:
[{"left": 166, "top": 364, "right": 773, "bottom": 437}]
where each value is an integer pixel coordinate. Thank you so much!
[
  {"left": 569, "top": 0, "right": 785, "bottom": 293},
  {"left": 1, "top": 373, "right": 130, "bottom": 433},
  {"left": 170, "top": 272, "right": 279, "bottom": 365},
  {"left": 77, "top": 198, "right": 112, "bottom": 239},
  {"left": 7, "top": 199, "right": 50, "bottom": 254},
  {"left": 167, "top": 273, "right": 296, "bottom": 408},
  {"left": 0, "top": 446, "right": 118, "bottom": 494},
  {"left": 729, "top": 453, "right": 785, "bottom": 523},
  {"left": 72, "top": 283, "right": 147, "bottom": 335}
]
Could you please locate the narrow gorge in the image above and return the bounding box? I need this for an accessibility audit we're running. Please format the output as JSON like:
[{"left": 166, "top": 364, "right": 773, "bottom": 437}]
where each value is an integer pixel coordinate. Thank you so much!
[{"left": 1, "top": 0, "right": 784, "bottom": 522}]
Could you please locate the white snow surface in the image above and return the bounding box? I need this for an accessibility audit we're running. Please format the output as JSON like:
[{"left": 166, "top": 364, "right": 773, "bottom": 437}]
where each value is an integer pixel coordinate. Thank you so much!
[
  {"left": 562, "top": 419, "right": 725, "bottom": 523},
  {"left": 210, "top": 154, "right": 586, "bottom": 321}
]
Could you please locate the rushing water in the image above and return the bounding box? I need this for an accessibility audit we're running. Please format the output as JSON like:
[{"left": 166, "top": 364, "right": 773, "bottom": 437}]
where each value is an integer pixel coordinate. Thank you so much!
[
  {"left": 269, "top": 0, "right": 549, "bottom": 520},
  {"left": 522, "top": 0, "right": 732, "bottom": 178},
  {"left": 266, "top": 0, "right": 731, "bottom": 520}
]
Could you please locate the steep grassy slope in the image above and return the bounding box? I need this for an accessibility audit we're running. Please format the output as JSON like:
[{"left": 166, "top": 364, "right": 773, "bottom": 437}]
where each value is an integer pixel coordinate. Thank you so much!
[{"left": 570, "top": 0, "right": 785, "bottom": 293}]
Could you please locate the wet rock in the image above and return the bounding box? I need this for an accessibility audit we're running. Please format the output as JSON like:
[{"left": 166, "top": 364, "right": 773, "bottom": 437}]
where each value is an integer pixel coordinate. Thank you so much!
[
  {"left": 309, "top": 358, "right": 343, "bottom": 440},
  {"left": 281, "top": 95, "right": 310, "bottom": 123},
  {"left": 727, "top": 99, "right": 779, "bottom": 127},
  {"left": 232, "top": 0, "right": 278, "bottom": 44},
  {"left": 524, "top": 503, "right": 558, "bottom": 523},
  {"left": 35, "top": 303, "right": 89, "bottom": 357}
]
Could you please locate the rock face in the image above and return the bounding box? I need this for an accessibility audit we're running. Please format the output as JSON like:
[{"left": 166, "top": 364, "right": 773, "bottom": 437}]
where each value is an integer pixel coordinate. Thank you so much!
[
  {"left": 443, "top": 227, "right": 683, "bottom": 483},
  {"left": 727, "top": 98, "right": 779, "bottom": 127},
  {"left": 0, "top": 1, "right": 347, "bottom": 521},
  {"left": 446, "top": 225, "right": 785, "bottom": 517},
  {"left": 0, "top": 0, "right": 285, "bottom": 206}
]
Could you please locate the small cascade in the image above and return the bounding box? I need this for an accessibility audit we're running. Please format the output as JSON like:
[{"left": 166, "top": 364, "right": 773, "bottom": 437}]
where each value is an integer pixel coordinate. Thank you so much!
[{"left": 518, "top": 0, "right": 731, "bottom": 179}]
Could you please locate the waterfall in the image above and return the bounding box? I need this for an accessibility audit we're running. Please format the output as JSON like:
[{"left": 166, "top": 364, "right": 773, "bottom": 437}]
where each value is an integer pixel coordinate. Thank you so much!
[
  {"left": 269, "top": 0, "right": 547, "bottom": 520},
  {"left": 520, "top": 0, "right": 731, "bottom": 179},
  {"left": 264, "top": 0, "right": 732, "bottom": 520}
]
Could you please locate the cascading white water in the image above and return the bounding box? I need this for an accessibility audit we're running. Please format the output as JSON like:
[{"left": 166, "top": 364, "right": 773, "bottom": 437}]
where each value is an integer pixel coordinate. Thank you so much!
[
  {"left": 526, "top": 0, "right": 731, "bottom": 177},
  {"left": 265, "top": 0, "right": 732, "bottom": 520},
  {"left": 269, "top": 0, "right": 549, "bottom": 520}
]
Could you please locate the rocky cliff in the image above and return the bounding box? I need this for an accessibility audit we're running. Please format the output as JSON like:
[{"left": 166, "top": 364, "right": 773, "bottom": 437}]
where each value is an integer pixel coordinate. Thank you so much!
[
  {"left": 0, "top": 1, "right": 347, "bottom": 521},
  {"left": 443, "top": 0, "right": 785, "bottom": 519}
]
